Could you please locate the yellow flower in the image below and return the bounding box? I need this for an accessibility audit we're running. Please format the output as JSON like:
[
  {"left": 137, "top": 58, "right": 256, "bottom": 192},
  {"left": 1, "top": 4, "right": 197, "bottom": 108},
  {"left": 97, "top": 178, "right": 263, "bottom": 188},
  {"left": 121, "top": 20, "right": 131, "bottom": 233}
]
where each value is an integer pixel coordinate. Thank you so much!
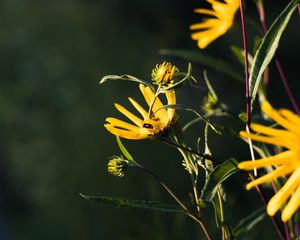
[
  {"left": 190, "top": 0, "right": 240, "bottom": 49},
  {"left": 238, "top": 102, "right": 300, "bottom": 222},
  {"left": 104, "top": 84, "right": 176, "bottom": 140},
  {"left": 151, "top": 61, "right": 178, "bottom": 86}
]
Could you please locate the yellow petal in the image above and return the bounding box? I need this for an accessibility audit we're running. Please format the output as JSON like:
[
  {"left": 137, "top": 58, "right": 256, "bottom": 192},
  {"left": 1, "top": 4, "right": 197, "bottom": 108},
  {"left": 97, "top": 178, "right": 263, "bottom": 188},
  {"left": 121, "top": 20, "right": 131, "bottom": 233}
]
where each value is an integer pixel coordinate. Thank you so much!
[
  {"left": 267, "top": 167, "right": 300, "bottom": 216},
  {"left": 128, "top": 97, "right": 148, "bottom": 119},
  {"left": 114, "top": 103, "right": 143, "bottom": 127},
  {"left": 238, "top": 150, "right": 294, "bottom": 170},
  {"left": 142, "top": 85, "right": 169, "bottom": 124},
  {"left": 261, "top": 102, "right": 300, "bottom": 135},
  {"left": 225, "top": 0, "right": 240, "bottom": 8},
  {"left": 194, "top": 8, "right": 217, "bottom": 17},
  {"left": 281, "top": 184, "right": 300, "bottom": 222},
  {"left": 166, "top": 90, "right": 176, "bottom": 121},
  {"left": 250, "top": 123, "right": 293, "bottom": 138},
  {"left": 208, "top": 0, "right": 231, "bottom": 15},
  {"left": 279, "top": 109, "right": 300, "bottom": 128},
  {"left": 190, "top": 19, "right": 219, "bottom": 30},
  {"left": 104, "top": 124, "right": 146, "bottom": 140},
  {"left": 246, "top": 165, "right": 293, "bottom": 190},
  {"left": 105, "top": 117, "right": 140, "bottom": 132},
  {"left": 240, "top": 131, "right": 293, "bottom": 149},
  {"left": 191, "top": 26, "right": 227, "bottom": 49}
]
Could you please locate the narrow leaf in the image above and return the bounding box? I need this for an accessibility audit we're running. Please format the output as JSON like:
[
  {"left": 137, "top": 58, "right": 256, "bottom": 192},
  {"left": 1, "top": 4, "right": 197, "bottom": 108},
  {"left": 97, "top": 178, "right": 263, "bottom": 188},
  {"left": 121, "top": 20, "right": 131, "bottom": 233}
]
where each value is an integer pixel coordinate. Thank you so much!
[
  {"left": 233, "top": 207, "right": 266, "bottom": 237},
  {"left": 201, "top": 158, "right": 239, "bottom": 202},
  {"left": 80, "top": 194, "right": 185, "bottom": 213},
  {"left": 223, "top": 222, "right": 236, "bottom": 240},
  {"left": 100, "top": 74, "right": 152, "bottom": 87},
  {"left": 160, "top": 49, "right": 244, "bottom": 82},
  {"left": 116, "top": 136, "right": 136, "bottom": 163},
  {"left": 249, "top": 0, "right": 299, "bottom": 106}
]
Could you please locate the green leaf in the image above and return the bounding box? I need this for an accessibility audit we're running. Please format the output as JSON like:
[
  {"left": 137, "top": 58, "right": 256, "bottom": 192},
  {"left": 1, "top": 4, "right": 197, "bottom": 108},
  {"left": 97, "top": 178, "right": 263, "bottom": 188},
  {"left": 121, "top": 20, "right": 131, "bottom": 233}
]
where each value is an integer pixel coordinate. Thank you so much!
[
  {"left": 212, "top": 195, "right": 222, "bottom": 227},
  {"left": 100, "top": 74, "right": 152, "bottom": 87},
  {"left": 238, "top": 112, "right": 247, "bottom": 123},
  {"left": 223, "top": 222, "right": 236, "bottom": 240},
  {"left": 233, "top": 207, "right": 266, "bottom": 237},
  {"left": 201, "top": 158, "right": 239, "bottom": 202},
  {"left": 80, "top": 194, "right": 185, "bottom": 213},
  {"left": 116, "top": 136, "right": 136, "bottom": 164},
  {"left": 249, "top": 0, "right": 299, "bottom": 107},
  {"left": 230, "top": 46, "right": 254, "bottom": 67},
  {"left": 159, "top": 49, "right": 244, "bottom": 82},
  {"left": 203, "top": 71, "right": 218, "bottom": 101}
]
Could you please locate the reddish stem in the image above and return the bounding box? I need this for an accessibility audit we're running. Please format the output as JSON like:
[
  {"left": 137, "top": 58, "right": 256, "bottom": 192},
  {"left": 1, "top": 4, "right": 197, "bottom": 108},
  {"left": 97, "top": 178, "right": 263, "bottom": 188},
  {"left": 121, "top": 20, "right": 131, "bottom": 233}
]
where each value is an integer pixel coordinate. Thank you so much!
[
  {"left": 240, "top": 2, "right": 286, "bottom": 239},
  {"left": 239, "top": 0, "right": 251, "bottom": 125}
]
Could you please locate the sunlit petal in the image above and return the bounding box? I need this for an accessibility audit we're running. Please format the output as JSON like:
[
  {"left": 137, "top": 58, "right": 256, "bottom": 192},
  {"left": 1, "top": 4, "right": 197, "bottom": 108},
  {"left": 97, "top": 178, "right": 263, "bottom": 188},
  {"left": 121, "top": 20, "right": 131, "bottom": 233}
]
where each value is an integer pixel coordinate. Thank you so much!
[
  {"left": 128, "top": 97, "right": 148, "bottom": 119},
  {"left": 246, "top": 165, "right": 293, "bottom": 190},
  {"left": 238, "top": 151, "right": 294, "bottom": 170},
  {"left": 267, "top": 167, "right": 300, "bottom": 216},
  {"left": 239, "top": 101, "right": 300, "bottom": 221}
]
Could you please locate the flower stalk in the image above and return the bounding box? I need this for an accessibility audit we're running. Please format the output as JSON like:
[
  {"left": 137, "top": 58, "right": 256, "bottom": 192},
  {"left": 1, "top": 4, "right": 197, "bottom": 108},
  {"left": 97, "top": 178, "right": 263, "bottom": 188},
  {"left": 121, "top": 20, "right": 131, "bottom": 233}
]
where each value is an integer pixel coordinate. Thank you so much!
[{"left": 136, "top": 164, "right": 212, "bottom": 240}]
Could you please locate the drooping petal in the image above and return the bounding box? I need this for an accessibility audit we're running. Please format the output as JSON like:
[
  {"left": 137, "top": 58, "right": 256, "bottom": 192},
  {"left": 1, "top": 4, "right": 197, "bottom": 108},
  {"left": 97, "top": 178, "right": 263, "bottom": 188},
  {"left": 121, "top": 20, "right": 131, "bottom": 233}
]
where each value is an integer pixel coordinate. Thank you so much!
[
  {"left": 267, "top": 167, "right": 300, "bottom": 216},
  {"left": 239, "top": 101, "right": 300, "bottom": 221},
  {"left": 281, "top": 184, "right": 300, "bottom": 222},
  {"left": 238, "top": 150, "right": 294, "bottom": 170},
  {"left": 246, "top": 165, "right": 293, "bottom": 190}
]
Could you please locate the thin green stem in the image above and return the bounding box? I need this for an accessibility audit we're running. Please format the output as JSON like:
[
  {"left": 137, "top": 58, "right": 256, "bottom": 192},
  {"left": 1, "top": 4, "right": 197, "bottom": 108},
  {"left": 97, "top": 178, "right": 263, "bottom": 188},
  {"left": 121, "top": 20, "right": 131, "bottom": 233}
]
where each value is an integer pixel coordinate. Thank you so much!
[
  {"left": 136, "top": 165, "right": 212, "bottom": 240},
  {"left": 158, "top": 137, "right": 218, "bottom": 162},
  {"left": 217, "top": 190, "right": 226, "bottom": 240},
  {"left": 137, "top": 166, "right": 187, "bottom": 210},
  {"left": 148, "top": 86, "right": 160, "bottom": 118},
  {"left": 192, "top": 178, "right": 201, "bottom": 217}
]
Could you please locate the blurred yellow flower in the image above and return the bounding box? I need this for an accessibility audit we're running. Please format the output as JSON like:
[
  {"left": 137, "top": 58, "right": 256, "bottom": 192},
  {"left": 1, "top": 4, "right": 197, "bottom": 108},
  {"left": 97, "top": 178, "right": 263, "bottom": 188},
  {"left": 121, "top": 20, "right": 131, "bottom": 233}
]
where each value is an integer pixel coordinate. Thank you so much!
[
  {"left": 238, "top": 102, "right": 300, "bottom": 222},
  {"left": 190, "top": 0, "right": 240, "bottom": 49},
  {"left": 104, "top": 84, "right": 176, "bottom": 140},
  {"left": 151, "top": 61, "right": 178, "bottom": 87}
]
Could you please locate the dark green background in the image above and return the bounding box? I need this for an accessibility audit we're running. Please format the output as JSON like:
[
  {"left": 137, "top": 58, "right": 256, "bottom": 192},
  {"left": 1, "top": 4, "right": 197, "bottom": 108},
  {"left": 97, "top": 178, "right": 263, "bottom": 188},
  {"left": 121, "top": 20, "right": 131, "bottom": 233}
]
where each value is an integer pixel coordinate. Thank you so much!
[{"left": 1, "top": 0, "right": 299, "bottom": 239}]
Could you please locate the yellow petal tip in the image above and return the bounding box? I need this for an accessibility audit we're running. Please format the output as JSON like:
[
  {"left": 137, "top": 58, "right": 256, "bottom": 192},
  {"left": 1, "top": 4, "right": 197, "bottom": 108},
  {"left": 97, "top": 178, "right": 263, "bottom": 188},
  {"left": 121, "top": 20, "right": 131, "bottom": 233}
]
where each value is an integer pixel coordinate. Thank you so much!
[
  {"left": 261, "top": 101, "right": 272, "bottom": 113},
  {"left": 245, "top": 183, "right": 253, "bottom": 191}
]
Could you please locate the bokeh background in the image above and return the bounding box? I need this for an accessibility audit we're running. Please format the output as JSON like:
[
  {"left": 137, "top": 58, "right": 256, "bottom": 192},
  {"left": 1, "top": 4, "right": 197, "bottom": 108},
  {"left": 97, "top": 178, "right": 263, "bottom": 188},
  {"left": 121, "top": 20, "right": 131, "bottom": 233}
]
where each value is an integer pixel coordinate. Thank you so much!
[{"left": 1, "top": 0, "right": 299, "bottom": 239}]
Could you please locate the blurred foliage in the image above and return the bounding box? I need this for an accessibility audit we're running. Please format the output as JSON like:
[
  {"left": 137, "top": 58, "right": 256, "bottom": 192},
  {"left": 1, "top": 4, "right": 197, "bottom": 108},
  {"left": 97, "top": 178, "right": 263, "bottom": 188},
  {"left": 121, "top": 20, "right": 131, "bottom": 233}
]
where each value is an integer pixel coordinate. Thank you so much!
[{"left": 0, "top": 0, "right": 299, "bottom": 239}]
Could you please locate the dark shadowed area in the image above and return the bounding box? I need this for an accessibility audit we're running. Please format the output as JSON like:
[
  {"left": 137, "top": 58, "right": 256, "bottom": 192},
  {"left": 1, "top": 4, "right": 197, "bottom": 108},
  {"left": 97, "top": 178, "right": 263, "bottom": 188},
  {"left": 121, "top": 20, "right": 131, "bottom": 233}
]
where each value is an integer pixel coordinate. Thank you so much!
[{"left": 0, "top": 0, "right": 299, "bottom": 239}]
